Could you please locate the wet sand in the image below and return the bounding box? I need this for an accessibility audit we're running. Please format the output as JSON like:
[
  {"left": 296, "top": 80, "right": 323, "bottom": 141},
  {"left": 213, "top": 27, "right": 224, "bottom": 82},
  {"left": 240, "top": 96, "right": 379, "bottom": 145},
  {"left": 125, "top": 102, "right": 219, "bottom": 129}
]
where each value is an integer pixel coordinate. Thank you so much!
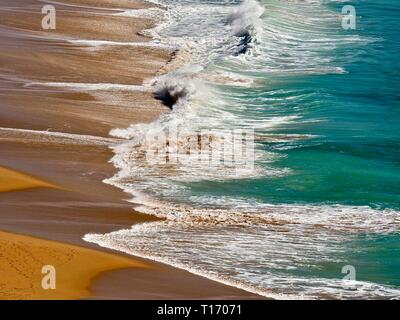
[{"left": 0, "top": 0, "right": 261, "bottom": 299}]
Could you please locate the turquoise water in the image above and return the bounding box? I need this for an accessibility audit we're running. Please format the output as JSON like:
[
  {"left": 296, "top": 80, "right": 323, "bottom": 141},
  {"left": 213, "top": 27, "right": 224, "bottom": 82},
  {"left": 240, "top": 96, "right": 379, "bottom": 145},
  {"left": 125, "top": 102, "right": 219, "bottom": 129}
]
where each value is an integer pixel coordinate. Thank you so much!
[
  {"left": 186, "top": 0, "right": 400, "bottom": 293},
  {"left": 191, "top": 0, "right": 400, "bottom": 210},
  {"left": 86, "top": 0, "right": 400, "bottom": 298}
]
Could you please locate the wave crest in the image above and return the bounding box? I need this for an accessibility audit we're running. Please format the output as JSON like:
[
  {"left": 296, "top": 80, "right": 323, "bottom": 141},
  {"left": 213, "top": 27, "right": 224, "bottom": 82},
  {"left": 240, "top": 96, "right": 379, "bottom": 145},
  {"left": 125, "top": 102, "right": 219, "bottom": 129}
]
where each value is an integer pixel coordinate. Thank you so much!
[{"left": 227, "top": 0, "right": 265, "bottom": 37}]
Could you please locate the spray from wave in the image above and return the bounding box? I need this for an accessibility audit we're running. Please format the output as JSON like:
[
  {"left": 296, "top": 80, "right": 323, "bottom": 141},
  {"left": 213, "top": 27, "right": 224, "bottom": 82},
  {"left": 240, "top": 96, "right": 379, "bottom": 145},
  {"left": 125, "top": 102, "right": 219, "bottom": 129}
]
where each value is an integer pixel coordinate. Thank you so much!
[
  {"left": 151, "top": 67, "right": 201, "bottom": 109},
  {"left": 227, "top": 0, "right": 265, "bottom": 54},
  {"left": 227, "top": 0, "right": 265, "bottom": 37}
]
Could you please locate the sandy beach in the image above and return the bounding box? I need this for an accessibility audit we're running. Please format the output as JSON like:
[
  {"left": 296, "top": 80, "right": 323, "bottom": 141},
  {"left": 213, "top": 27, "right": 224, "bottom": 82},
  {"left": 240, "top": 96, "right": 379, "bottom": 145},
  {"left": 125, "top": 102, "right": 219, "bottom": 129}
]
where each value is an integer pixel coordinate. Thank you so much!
[
  {"left": 0, "top": 230, "right": 150, "bottom": 300},
  {"left": 0, "top": 0, "right": 261, "bottom": 299}
]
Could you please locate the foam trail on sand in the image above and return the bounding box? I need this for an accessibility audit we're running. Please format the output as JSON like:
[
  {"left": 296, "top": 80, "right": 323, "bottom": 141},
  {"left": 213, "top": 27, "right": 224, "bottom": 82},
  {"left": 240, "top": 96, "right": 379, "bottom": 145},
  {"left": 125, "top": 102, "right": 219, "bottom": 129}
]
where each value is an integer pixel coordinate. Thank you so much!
[
  {"left": 114, "top": 7, "right": 164, "bottom": 18},
  {"left": 0, "top": 127, "right": 120, "bottom": 145},
  {"left": 26, "top": 82, "right": 149, "bottom": 92},
  {"left": 68, "top": 39, "right": 170, "bottom": 49}
]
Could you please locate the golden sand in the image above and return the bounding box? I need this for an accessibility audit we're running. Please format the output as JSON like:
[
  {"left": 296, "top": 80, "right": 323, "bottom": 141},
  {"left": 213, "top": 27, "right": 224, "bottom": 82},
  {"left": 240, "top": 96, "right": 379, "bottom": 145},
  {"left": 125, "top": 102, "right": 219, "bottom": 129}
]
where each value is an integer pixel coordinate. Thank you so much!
[
  {"left": 0, "top": 231, "right": 150, "bottom": 300},
  {"left": 0, "top": 166, "right": 57, "bottom": 193}
]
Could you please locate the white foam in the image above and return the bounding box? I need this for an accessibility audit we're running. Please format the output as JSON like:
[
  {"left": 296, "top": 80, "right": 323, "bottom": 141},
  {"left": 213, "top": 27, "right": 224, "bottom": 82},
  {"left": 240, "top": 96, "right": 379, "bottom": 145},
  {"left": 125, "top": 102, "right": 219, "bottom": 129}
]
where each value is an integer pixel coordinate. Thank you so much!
[
  {"left": 227, "top": 0, "right": 265, "bottom": 37},
  {"left": 84, "top": 192, "right": 400, "bottom": 299},
  {"left": 118, "top": 191, "right": 400, "bottom": 234},
  {"left": 0, "top": 127, "right": 120, "bottom": 145},
  {"left": 68, "top": 39, "right": 170, "bottom": 49},
  {"left": 114, "top": 7, "right": 164, "bottom": 18},
  {"left": 26, "top": 81, "right": 149, "bottom": 92}
]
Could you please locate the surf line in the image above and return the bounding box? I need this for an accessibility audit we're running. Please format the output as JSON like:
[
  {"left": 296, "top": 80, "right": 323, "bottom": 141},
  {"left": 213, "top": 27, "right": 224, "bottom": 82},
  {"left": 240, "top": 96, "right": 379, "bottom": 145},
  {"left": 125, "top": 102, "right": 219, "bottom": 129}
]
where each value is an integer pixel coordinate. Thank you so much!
[{"left": 156, "top": 304, "right": 191, "bottom": 318}]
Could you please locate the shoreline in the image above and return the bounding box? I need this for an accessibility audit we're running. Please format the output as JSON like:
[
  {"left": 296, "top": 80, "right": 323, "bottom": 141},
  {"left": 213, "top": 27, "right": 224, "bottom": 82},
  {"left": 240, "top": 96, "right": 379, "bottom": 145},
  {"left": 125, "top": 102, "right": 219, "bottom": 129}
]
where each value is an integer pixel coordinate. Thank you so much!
[{"left": 0, "top": 0, "right": 263, "bottom": 299}]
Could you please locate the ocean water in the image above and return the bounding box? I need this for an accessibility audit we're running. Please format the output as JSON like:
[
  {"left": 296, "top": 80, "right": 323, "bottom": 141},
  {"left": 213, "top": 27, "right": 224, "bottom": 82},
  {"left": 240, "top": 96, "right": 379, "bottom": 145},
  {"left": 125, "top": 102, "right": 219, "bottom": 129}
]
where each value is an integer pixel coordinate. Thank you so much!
[{"left": 85, "top": 0, "right": 400, "bottom": 299}]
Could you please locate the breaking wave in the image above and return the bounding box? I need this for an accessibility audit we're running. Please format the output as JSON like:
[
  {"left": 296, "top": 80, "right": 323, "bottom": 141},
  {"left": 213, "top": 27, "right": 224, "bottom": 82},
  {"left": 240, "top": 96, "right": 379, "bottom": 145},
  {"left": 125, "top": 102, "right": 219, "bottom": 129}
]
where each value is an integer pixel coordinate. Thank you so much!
[
  {"left": 227, "top": 0, "right": 265, "bottom": 54},
  {"left": 85, "top": 191, "right": 400, "bottom": 299}
]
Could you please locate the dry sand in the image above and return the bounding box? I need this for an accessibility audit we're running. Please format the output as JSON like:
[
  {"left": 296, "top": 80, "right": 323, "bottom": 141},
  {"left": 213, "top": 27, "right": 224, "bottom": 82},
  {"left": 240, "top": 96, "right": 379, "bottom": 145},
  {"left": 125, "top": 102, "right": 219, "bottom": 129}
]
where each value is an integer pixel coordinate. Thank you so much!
[
  {"left": 0, "top": 0, "right": 262, "bottom": 299},
  {"left": 0, "top": 230, "right": 149, "bottom": 300}
]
